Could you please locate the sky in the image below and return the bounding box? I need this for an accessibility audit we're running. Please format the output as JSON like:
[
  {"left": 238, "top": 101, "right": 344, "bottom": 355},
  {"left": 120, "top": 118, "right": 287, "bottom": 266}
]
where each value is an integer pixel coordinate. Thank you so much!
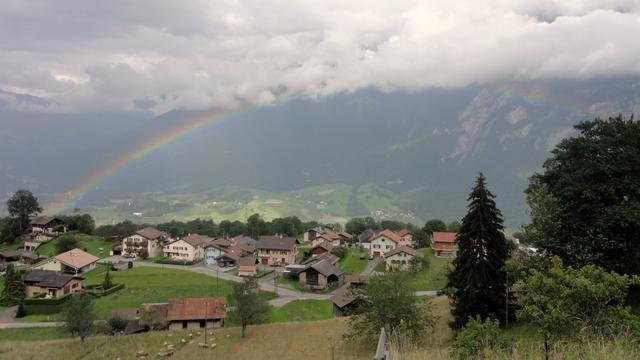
[{"left": 1, "top": 0, "right": 639, "bottom": 114}]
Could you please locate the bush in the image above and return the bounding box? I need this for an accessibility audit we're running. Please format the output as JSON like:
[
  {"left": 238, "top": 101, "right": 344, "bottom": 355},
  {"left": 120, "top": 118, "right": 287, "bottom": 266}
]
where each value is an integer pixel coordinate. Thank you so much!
[
  {"left": 451, "top": 316, "right": 512, "bottom": 360},
  {"left": 15, "top": 302, "right": 26, "bottom": 318},
  {"left": 107, "top": 316, "right": 129, "bottom": 334},
  {"left": 330, "top": 246, "right": 348, "bottom": 259},
  {"left": 127, "top": 261, "right": 133, "bottom": 269},
  {"left": 55, "top": 235, "right": 79, "bottom": 253},
  {"left": 154, "top": 258, "right": 195, "bottom": 265}
]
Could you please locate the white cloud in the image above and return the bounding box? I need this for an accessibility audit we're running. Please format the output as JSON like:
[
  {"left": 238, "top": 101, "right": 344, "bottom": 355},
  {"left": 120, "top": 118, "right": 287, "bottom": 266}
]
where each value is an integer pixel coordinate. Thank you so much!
[{"left": 0, "top": 0, "right": 639, "bottom": 113}]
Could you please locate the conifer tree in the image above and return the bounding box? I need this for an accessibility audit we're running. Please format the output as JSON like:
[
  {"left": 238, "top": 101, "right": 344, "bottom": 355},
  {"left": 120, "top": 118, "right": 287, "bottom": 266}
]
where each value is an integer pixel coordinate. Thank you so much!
[
  {"left": 0, "top": 264, "right": 26, "bottom": 306},
  {"left": 447, "top": 173, "right": 510, "bottom": 329}
]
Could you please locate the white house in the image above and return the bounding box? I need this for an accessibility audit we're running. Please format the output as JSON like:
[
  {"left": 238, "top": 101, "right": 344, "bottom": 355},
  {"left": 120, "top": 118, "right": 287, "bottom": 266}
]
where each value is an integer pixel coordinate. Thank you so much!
[
  {"left": 396, "top": 229, "right": 415, "bottom": 248},
  {"left": 33, "top": 248, "right": 99, "bottom": 274},
  {"left": 368, "top": 230, "right": 400, "bottom": 257},
  {"left": 163, "top": 234, "right": 211, "bottom": 262},
  {"left": 383, "top": 246, "right": 423, "bottom": 271},
  {"left": 122, "top": 227, "right": 171, "bottom": 258},
  {"left": 203, "top": 243, "right": 226, "bottom": 265}
]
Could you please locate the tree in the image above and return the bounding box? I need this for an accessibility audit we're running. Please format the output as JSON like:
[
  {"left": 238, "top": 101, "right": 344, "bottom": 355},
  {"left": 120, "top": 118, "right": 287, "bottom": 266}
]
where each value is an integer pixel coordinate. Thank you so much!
[
  {"left": 61, "top": 214, "right": 95, "bottom": 234},
  {"left": 231, "top": 277, "right": 270, "bottom": 338},
  {"left": 447, "top": 220, "right": 462, "bottom": 232},
  {"left": 63, "top": 294, "right": 95, "bottom": 344},
  {"left": 107, "top": 316, "right": 128, "bottom": 334},
  {"left": 347, "top": 272, "right": 434, "bottom": 345},
  {"left": 525, "top": 115, "right": 640, "bottom": 274},
  {"left": 330, "top": 246, "right": 348, "bottom": 259},
  {"left": 55, "top": 235, "right": 79, "bottom": 253},
  {"left": 246, "top": 214, "right": 266, "bottom": 240},
  {"left": 0, "top": 264, "right": 26, "bottom": 306},
  {"left": 6, "top": 190, "right": 41, "bottom": 233},
  {"left": 102, "top": 269, "right": 113, "bottom": 290},
  {"left": 516, "top": 257, "right": 640, "bottom": 360},
  {"left": 450, "top": 316, "right": 512, "bottom": 360},
  {"left": 446, "top": 173, "right": 510, "bottom": 329},
  {"left": 422, "top": 219, "right": 446, "bottom": 235},
  {"left": 0, "top": 217, "right": 21, "bottom": 244}
]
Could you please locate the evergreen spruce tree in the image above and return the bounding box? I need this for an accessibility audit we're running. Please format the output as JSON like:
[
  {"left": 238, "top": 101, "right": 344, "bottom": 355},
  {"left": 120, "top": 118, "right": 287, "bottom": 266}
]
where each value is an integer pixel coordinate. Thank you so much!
[
  {"left": 447, "top": 173, "right": 510, "bottom": 329},
  {"left": 0, "top": 264, "right": 26, "bottom": 306}
]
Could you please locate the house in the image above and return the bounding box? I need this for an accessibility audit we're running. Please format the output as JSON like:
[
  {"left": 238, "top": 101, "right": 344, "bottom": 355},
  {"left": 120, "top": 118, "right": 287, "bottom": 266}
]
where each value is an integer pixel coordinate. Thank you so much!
[
  {"left": 19, "top": 251, "right": 41, "bottom": 265},
  {"left": 368, "top": 229, "right": 400, "bottom": 257},
  {"left": 230, "top": 236, "right": 257, "bottom": 248},
  {"left": 163, "top": 234, "right": 212, "bottom": 262},
  {"left": 29, "top": 216, "right": 67, "bottom": 236},
  {"left": 122, "top": 227, "right": 171, "bottom": 258},
  {"left": 212, "top": 238, "right": 232, "bottom": 249},
  {"left": 166, "top": 297, "right": 225, "bottom": 330},
  {"left": 301, "top": 251, "right": 339, "bottom": 267},
  {"left": 0, "top": 250, "right": 22, "bottom": 263},
  {"left": 257, "top": 236, "right": 299, "bottom": 266},
  {"left": 345, "top": 274, "right": 369, "bottom": 288},
  {"left": 310, "top": 241, "right": 332, "bottom": 256},
  {"left": 24, "top": 269, "right": 83, "bottom": 299},
  {"left": 33, "top": 248, "right": 99, "bottom": 274},
  {"left": 216, "top": 244, "right": 254, "bottom": 267},
  {"left": 303, "top": 227, "right": 327, "bottom": 243},
  {"left": 384, "top": 246, "right": 423, "bottom": 271},
  {"left": 396, "top": 229, "right": 414, "bottom": 248},
  {"left": 110, "top": 244, "right": 123, "bottom": 256},
  {"left": 431, "top": 231, "right": 458, "bottom": 257},
  {"left": 298, "top": 259, "right": 344, "bottom": 290},
  {"left": 331, "top": 288, "right": 365, "bottom": 317},
  {"left": 237, "top": 257, "right": 257, "bottom": 277},
  {"left": 203, "top": 243, "right": 226, "bottom": 265},
  {"left": 358, "top": 229, "right": 376, "bottom": 249}
]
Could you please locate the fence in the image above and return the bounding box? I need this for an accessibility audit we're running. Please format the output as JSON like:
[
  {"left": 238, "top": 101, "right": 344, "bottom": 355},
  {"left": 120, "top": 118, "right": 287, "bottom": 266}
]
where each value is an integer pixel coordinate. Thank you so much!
[{"left": 373, "top": 327, "right": 390, "bottom": 360}]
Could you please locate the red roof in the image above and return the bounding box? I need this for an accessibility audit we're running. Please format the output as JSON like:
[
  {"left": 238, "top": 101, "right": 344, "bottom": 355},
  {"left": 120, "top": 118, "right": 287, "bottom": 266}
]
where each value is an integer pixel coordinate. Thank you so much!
[
  {"left": 167, "top": 297, "right": 225, "bottom": 321},
  {"left": 370, "top": 229, "right": 401, "bottom": 243},
  {"left": 396, "top": 229, "right": 411, "bottom": 237},
  {"left": 432, "top": 232, "right": 458, "bottom": 242}
]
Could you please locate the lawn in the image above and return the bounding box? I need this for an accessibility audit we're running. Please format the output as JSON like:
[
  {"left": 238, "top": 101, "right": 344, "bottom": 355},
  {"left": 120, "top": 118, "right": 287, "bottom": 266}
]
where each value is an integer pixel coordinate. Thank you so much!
[
  {"left": 266, "top": 300, "right": 333, "bottom": 323},
  {"left": 19, "top": 266, "right": 250, "bottom": 321},
  {"left": 0, "top": 327, "right": 67, "bottom": 341},
  {"left": 407, "top": 248, "right": 452, "bottom": 291},
  {"left": 338, "top": 248, "right": 368, "bottom": 275},
  {"left": 36, "top": 232, "right": 116, "bottom": 258}
]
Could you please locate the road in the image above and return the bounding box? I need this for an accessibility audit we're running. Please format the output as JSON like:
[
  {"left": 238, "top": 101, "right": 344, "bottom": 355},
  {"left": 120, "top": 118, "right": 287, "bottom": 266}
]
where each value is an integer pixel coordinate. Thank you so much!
[{"left": 361, "top": 257, "right": 383, "bottom": 276}]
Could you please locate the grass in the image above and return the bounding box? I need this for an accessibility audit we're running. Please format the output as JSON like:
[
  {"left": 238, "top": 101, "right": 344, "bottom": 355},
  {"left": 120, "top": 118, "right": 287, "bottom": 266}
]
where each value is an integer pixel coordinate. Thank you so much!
[
  {"left": 19, "top": 266, "right": 247, "bottom": 321},
  {"left": 407, "top": 248, "right": 452, "bottom": 291},
  {"left": 35, "top": 233, "right": 115, "bottom": 259},
  {"left": 0, "top": 327, "right": 66, "bottom": 341},
  {"left": 338, "top": 248, "right": 368, "bottom": 275},
  {"left": 266, "top": 300, "right": 333, "bottom": 323}
]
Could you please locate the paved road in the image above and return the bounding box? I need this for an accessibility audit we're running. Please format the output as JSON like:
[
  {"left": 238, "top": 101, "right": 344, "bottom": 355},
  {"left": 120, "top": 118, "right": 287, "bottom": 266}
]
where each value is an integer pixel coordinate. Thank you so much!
[
  {"left": 0, "top": 320, "right": 64, "bottom": 329},
  {"left": 361, "top": 257, "right": 383, "bottom": 276}
]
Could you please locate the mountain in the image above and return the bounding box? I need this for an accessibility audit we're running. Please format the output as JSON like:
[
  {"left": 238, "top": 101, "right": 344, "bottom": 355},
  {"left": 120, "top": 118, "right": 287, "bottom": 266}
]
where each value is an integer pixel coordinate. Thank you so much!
[{"left": 1, "top": 77, "right": 639, "bottom": 227}]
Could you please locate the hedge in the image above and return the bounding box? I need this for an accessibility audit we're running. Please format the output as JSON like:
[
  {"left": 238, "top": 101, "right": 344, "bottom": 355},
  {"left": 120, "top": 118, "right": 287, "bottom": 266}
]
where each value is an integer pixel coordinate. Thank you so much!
[
  {"left": 83, "top": 283, "right": 124, "bottom": 298},
  {"left": 24, "top": 294, "right": 72, "bottom": 315},
  {"left": 24, "top": 294, "right": 72, "bottom": 306},
  {"left": 154, "top": 258, "right": 195, "bottom": 266}
]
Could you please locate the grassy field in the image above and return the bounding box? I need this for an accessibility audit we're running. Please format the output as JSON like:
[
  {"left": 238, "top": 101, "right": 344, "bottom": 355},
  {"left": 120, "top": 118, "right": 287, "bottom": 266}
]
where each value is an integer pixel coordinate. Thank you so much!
[
  {"left": 338, "top": 248, "right": 368, "bottom": 275},
  {"left": 266, "top": 300, "right": 333, "bottom": 323},
  {"left": 0, "top": 327, "right": 67, "bottom": 341},
  {"left": 19, "top": 266, "right": 244, "bottom": 321},
  {"left": 35, "top": 233, "right": 116, "bottom": 258},
  {"left": 407, "top": 248, "right": 452, "bottom": 291}
]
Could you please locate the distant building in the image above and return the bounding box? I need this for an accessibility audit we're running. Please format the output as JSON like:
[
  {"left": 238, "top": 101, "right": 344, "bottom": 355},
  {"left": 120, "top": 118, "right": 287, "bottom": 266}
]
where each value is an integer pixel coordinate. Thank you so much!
[
  {"left": 122, "top": 227, "right": 171, "bottom": 258},
  {"left": 163, "top": 234, "right": 212, "bottom": 262},
  {"left": 166, "top": 297, "right": 225, "bottom": 330},
  {"left": 396, "top": 229, "right": 414, "bottom": 248},
  {"left": 33, "top": 248, "right": 99, "bottom": 274},
  {"left": 383, "top": 246, "right": 423, "bottom": 271},
  {"left": 257, "top": 236, "right": 299, "bottom": 266},
  {"left": 368, "top": 230, "right": 400, "bottom": 257},
  {"left": 298, "top": 259, "right": 344, "bottom": 290},
  {"left": 431, "top": 231, "right": 458, "bottom": 257},
  {"left": 24, "top": 269, "right": 83, "bottom": 299}
]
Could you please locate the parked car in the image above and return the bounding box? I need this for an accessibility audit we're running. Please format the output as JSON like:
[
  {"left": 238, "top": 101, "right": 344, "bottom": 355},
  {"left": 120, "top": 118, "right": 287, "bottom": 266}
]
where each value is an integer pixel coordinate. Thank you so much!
[{"left": 122, "top": 253, "right": 136, "bottom": 258}]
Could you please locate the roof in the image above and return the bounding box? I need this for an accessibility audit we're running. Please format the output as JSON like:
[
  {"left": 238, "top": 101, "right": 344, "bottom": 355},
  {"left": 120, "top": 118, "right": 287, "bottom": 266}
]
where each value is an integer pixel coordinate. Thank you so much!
[
  {"left": 396, "top": 229, "right": 412, "bottom": 237},
  {"left": 318, "top": 232, "right": 340, "bottom": 241},
  {"left": 345, "top": 275, "right": 369, "bottom": 284},
  {"left": 179, "top": 234, "right": 214, "bottom": 247},
  {"left": 54, "top": 248, "right": 99, "bottom": 270},
  {"left": 370, "top": 229, "right": 401, "bottom": 243},
  {"left": 303, "top": 259, "right": 344, "bottom": 277},
  {"left": 20, "top": 251, "right": 39, "bottom": 259},
  {"left": 167, "top": 297, "right": 225, "bottom": 321},
  {"left": 331, "top": 289, "right": 359, "bottom": 308},
  {"left": 432, "top": 232, "right": 458, "bottom": 243},
  {"left": 141, "top": 303, "right": 169, "bottom": 323},
  {"left": 301, "top": 252, "right": 339, "bottom": 266},
  {"left": 134, "top": 227, "right": 167, "bottom": 240},
  {"left": 30, "top": 216, "right": 62, "bottom": 226},
  {"left": 0, "top": 250, "right": 22, "bottom": 259},
  {"left": 237, "top": 257, "right": 256, "bottom": 267},
  {"left": 111, "top": 308, "right": 138, "bottom": 320},
  {"left": 337, "top": 232, "right": 353, "bottom": 239},
  {"left": 312, "top": 241, "right": 333, "bottom": 252},
  {"left": 232, "top": 242, "right": 255, "bottom": 253},
  {"left": 231, "top": 236, "right": 257, "bottom": 247},
  {"left": 257, "top": 236, "right": 297, "bottom": 251},
  {"left": 212, "top": 238, "right": 232, "bottom": 248},
  {"left": 384, "top": 246, "right": 423, "bottom": 258},
  {"left": 24, "top": 270, "right": 82, "bottom": 288},
  {"left": 358, "top": 229, "right": 376, "bottom": 243}
]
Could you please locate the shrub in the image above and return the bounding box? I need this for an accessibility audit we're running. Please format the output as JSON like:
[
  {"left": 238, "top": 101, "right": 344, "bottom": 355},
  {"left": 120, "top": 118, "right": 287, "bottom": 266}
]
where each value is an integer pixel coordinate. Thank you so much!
[
  {"left": 107, "top": 316, "right": 129, "bottom": 334},
  {"left": 127, "top": 261, "right": 133, "bottom": 269},
  {"left": 330, "top": 246, "right": 348, "bottom": 259},
  {"left": 451, "top": 316, "right": 512, "bottom": 360},
  {"left": 15, "top": 302, "right": 26, "bottom": 318},
  {"left": 154, "top": 258, "right": 195, "bottom": 265},
  {"left": 55, "top": 235, "right": 79, "bottom": 253}
]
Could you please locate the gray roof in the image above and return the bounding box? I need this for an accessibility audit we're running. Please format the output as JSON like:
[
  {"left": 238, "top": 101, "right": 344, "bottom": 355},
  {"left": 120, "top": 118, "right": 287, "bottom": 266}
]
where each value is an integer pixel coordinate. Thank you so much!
[
  {"left": 303, "top": 259, "right": 343, "bottom": 277},
  {"left": 30, "top": 216, "right": 62, "bottom": 226},
  {"left": 331, "top": 288, "right": 359, "bottom": 308},
  {"left": 134, "top": 227, "right": 168, "bottom": 240},
  {"left": 24, "top": 270, "right": 82, "bottom": 288},
  {"left": 358, "top": 229, "right": 375, "bottom": 243},
  {"left": 257, "top": 236, "right": 297, "bottom": 251},
  {"left": 301, "top": 252, "right": 339, "bottom": 266},
  {"left": 384, "top": 246, "right": 423, "bottom": 258}
]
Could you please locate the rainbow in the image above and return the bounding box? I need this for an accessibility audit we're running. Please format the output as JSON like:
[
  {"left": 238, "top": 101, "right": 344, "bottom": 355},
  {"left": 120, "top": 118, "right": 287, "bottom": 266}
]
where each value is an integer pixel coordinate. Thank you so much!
[
  {"left": 47, "top": 104, "right": 256, "bottom": 214},
  {"left": 46, "top": 82, "right": 596, "bottom": 215}
]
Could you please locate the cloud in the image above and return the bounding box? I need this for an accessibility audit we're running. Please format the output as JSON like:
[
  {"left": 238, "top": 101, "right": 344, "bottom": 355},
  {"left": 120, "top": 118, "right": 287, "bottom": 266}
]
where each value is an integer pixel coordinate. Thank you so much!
[{"left": 0, "top": 0, "right": 639, "bottom": 113}]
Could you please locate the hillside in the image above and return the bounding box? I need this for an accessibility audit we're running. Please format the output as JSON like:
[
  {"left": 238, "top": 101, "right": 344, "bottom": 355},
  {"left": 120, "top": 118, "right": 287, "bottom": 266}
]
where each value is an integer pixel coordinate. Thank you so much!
[{"left": 3, "top": 78, "right": 640, "bottom": 227}]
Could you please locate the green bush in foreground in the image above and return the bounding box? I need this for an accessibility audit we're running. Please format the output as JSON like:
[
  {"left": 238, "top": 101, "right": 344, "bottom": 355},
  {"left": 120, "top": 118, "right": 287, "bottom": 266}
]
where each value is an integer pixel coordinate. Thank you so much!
[{"left": 451, "top": 316, "right": 512, "bottom": 360}]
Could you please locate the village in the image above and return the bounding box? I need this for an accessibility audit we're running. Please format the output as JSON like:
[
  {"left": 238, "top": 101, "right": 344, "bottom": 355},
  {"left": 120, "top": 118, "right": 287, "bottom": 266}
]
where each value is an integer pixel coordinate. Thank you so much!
[{"left": 0, "top": 214, "right": 466, "bottom": 339}]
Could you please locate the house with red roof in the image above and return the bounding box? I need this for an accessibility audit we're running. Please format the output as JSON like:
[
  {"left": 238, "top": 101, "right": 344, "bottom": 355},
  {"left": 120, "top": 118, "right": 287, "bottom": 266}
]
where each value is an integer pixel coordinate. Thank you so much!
[
  {"left": 395, "top": 229, "right": 415, "bottom": 248},
  {"left": 431, "top": 231, "right": 458, "bottom": 257},
  {"left": 166, "top": 297, "right": 226, "bottom": 330},
  {"left": 368, "top": 229, "right": 400, "bottom": 257},
  {"left": 122, "top": 226, "right": 172, "bottom": 258}
]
